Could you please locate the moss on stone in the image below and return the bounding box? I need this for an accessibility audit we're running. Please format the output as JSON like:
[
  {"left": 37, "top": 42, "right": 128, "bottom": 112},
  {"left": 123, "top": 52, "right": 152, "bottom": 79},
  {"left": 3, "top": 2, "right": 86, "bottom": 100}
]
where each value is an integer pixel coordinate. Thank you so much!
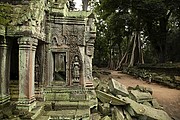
[{"left": 0, "top": 4, "right": 13, "bottom": 25}]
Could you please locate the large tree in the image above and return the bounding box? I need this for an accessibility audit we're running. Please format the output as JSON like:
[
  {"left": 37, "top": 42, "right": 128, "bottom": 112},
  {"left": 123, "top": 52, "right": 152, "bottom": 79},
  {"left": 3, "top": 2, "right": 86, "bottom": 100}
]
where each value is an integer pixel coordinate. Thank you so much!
[{"left": 93, "top": 0, "right": 180, "bottom": 68}]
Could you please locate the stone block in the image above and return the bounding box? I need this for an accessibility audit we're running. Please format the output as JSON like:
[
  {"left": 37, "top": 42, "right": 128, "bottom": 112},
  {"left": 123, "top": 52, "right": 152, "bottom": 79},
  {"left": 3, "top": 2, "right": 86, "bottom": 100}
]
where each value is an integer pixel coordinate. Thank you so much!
[
  {"left": 123, "top": 110, "right": 133, "bottom": 120},
  {"left": 143, "top": 101, "right": 152, "bottom": 107},
  {"left": 135, "top": 85, "right": 153, "bottom": 94},
  {"left": 90, "top": 113, "right": 101, "bottom": 120},
  {"left": 129, "top": 90, "right": 153, "bottom": 103},
  {"left": 16, "top": 101, "right": 36, "bottom": 112},
  {"left": 112, "top": 106, "right": 125, "bottom": 120},
  {"left": 101, "top": 116, "right": 111, "bottom": 120},
  {"left": 44, "top": 92, "right": 70, "bottom": 101},
  {"left": 96, "top": 90, "right": 128, "bottom": 105},
  {"left": 123, "top": 97, "right": 172, "bottom": 120},
  {"left": 109, "top": 78, "right": 129, "bottom": 97},
  {"left": 174, "top": 76, "right": 180, "bottom": 81},
  {"left": 125, "top": 104, "right": 136, "bottom": 116},
  {"left": 70, "top": 92, "right": 87, "bottom": 101},
  {"left": 151, "top": 99, "right": 161, "bottom": 109},
  {"left": 56, "top": 93, "right": 70, "bottom": 101},
  {"left": 98, "top": 103, "right": 110, "bottom": 115}
]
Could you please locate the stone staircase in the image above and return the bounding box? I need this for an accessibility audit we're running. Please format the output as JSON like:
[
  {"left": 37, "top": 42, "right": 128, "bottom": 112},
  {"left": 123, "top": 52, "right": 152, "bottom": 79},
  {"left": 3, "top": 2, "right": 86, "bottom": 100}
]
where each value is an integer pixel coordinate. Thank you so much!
[
  {"left": 9, "top": 81, "right": 97, "bottom": 119},
  {"left": 35, "top": 85, "right": 97, "bottom": 120},
  {"left": 9, "top": 80, "right": 19, "bottom": 101}
]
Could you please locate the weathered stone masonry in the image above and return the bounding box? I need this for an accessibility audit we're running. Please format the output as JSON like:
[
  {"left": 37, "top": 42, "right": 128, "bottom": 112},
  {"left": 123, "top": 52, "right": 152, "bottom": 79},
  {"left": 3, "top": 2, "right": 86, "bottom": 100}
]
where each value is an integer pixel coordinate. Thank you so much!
[{"left": 0, "top": 0, "right": 96, "bottom": 112}]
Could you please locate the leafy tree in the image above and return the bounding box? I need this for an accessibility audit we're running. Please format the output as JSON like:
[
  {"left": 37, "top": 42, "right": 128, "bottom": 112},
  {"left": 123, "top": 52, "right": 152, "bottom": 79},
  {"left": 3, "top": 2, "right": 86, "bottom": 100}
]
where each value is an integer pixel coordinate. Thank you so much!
[{"left": 93, "top": 0, "right": 180, "bottom": 68}]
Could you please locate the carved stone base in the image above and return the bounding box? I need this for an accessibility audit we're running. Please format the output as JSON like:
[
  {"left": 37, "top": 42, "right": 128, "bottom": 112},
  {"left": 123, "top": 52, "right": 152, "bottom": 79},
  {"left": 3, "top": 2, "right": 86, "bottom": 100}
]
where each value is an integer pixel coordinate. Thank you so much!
[
  {"left": 84, "top": 81, "right": 94, "bottom": 89},
  {"left": 72, "top": 82, "right": 80, "bottom": 86},
  {"left": 17, "top": 97, "right": 36, "bottom": 112}
]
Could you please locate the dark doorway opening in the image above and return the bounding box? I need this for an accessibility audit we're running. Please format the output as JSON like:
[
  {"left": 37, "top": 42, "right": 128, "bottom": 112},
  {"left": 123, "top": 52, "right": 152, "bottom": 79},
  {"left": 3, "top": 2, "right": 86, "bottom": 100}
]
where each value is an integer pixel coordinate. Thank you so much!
[
  {"left": 10, "top": 39, "right": 19, "bottom": 80},
  {"left": 53, "top": 52, "right": 66, "bottom": 81}
]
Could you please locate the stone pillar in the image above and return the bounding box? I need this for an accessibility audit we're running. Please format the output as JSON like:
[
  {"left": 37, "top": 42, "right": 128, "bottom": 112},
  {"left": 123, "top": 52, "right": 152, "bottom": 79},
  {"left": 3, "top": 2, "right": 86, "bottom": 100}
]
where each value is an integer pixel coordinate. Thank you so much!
[
  {"left": 17, "top": 37, "right": 38, "bottom": 111},
  {"left": 0, "top": 36, "right": 11, "bottom": 106}
]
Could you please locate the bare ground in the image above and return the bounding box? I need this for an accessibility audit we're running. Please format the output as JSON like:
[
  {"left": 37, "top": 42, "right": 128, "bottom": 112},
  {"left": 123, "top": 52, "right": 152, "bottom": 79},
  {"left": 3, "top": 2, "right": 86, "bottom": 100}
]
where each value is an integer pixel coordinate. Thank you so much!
[{"left": 100, "top": 70, "right": 180, "bottom": 120}]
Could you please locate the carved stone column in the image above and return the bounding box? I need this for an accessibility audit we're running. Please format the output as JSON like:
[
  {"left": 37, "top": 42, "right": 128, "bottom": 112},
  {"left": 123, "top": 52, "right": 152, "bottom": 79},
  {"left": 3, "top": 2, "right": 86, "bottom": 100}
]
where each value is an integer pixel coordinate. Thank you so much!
[
  {"left": 84, "top": 31, "right": 96, "bottom": 88},
  {"left": 17, "top": 37, "right": 38, "bottom": 111},
  {"left": 0, "top": 36, "right": 11, "bottom": 105}
]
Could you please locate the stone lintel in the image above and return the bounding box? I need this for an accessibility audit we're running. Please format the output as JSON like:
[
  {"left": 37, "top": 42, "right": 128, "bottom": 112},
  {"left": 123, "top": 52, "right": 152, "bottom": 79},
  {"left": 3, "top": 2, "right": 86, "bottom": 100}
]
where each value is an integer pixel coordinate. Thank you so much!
[
  {"left": 6, "top": 26, "right": 45, "bottom": 42},
  {"left": 49, "top": 17, "right": 85, "bottom": 25}
]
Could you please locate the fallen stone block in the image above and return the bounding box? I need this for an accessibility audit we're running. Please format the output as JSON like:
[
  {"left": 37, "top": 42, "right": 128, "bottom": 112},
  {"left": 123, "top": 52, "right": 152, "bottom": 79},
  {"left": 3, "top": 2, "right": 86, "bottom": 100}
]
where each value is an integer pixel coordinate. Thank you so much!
[
  {"left": 151, "top": 99, "right": 162, "bottom": 109},
  {"left": 128, "top": 85, "right": 153, "bottom": 94},
  {"left": 125, "top": 104, "right": 136, "bottom": 117},
  {"left": 96, "top": 90, "right": 128, "bottom": 105},
  {"left": 135, "top": 85, "right": 153, "bottom": 94},
  {"left": 124, "top": 97, "right": 172, "bottom": 120},
  {"left": 98, "top": 103, "right": 110, "bottom": 115},
  {"left": 108, "top": 78, "right": 129, "bottom": 97},
  {"left": 112, "top": 106, "right": 125, "bottom": 120},
  {"left": 143, "top": 101, "right": 152, "bottom": 107},
  {"left": 123, "top": 109, "right": 133, "bottom": 120},
  {"left": 129, "top": 90, "right": 153, "bottom": 103},
  {"left": 101, "top": 115, "right": 111, "bottom": 120},
  {"left": 90, "top": 113, "right": 102, "bottom": 120},
  {"left": 174, "top": 76, "right": 180, "bottom": 81}
]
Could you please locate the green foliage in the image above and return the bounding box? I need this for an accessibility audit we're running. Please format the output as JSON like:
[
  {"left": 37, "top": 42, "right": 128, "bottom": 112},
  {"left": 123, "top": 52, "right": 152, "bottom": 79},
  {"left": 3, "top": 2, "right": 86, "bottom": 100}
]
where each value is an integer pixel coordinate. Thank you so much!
[
  {"left": 0, "top": 4, "right": 13, "bottom": 25},
  {"left": 94, "top": 0, "right": 180, "bottom": 67}
]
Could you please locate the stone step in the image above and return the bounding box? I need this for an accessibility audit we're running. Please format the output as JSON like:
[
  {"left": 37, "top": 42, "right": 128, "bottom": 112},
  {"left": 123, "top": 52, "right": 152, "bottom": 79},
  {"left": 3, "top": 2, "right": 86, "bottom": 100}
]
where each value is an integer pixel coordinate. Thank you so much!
[
  {"left": 10, "top": 92, "right": 19, "bottom": 95},
  {"left": 44, "top": 101, "right": 90, "bottom": 111},
  {"left": 43, "top": 109, "right": 90, "bottom": 120},
  {"left": 10, "top": 94, "right": 19, "bottom": 100},
  {"left": 36, "top": 116, "right": 50, "bottom": 120},
  {"left": 9, "top": 87, "right": 19, "bottom": 90},
  {"left": 31, "top": 106, "right": 44, "bottom": 120}
]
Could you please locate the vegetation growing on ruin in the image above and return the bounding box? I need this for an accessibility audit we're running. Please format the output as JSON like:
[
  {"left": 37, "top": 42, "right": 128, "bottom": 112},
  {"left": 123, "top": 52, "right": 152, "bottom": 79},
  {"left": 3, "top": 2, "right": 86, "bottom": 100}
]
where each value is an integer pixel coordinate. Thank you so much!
[{"left": 0, "top": 4, "right": 14, "bottom": 25}]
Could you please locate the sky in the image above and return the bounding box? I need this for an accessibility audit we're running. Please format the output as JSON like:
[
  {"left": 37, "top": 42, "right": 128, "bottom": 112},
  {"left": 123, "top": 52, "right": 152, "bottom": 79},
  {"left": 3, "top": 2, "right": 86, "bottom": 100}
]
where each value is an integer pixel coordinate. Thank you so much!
[{"left": 74, "top": 0, "right": 82, "bottom": 10}]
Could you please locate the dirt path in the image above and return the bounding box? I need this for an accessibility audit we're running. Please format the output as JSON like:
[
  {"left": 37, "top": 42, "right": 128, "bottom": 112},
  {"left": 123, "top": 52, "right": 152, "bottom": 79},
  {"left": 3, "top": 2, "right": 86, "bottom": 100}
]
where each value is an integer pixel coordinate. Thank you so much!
[{"left": 103, "top": 70, "right": 180, "bottom": 120}]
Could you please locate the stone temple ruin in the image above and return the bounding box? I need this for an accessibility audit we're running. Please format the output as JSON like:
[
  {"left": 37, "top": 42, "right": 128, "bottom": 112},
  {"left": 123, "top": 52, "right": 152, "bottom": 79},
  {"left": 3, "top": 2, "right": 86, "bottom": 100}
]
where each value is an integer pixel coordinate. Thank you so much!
[{"left": 0, "top": 0, "right": 96, "bottom": 119}]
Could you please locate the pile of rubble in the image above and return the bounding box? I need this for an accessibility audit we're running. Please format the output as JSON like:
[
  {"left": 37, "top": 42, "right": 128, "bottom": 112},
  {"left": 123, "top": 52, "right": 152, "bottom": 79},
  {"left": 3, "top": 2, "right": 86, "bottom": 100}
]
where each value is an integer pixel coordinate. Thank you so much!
[
  {"left": 122, "top": 67, "right": 180, "bottom": 89},
  {"left": 91, "top": 78, "right": 172, "bottom": 120}
]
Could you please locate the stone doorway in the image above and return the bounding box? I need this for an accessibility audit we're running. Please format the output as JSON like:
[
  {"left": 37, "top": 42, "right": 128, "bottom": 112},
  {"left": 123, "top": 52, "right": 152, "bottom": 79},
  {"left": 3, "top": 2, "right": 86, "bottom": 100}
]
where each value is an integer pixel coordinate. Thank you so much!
[
  {"left": 9, "top": 39, "right": 19, "bottom": 101},
  {"left": 10, "top": 39, "right": 19, "bottom": 81},
  {"left": 53, "top": 52, "right": 67, "bottom": 83}
]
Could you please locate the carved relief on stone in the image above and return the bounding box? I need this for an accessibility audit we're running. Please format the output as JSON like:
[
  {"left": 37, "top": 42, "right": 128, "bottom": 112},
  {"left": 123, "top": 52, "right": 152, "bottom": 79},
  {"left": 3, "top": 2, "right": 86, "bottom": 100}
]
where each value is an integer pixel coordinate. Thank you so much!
[
  {"left": 75, "top": 25, "right": 85, "bottom": 45},
  {"left": 51, "top": 36, "right": 59, "bottom": 46},
  {"left": 0, "top": 36, "right": 8, "bottom": 46},
  {"left": 62, "top": 24, "right": 85, "bottom": 45},
  {"left": 86, "top": 45, "right": 94, "bottom": 56},
  {"left": 51, "top": 24, "right": 68, "bottom": 46},
  {"left": 69, "top": 44, "right": 81, "bottom": 64},
  {"left": 69, "top": 43, "right": 83, "bottom": 84},
  {"left": 85, "top": 56, "right": 92, "bottom": 81},
  {"left": 18, "top": 37, "right": 38, "bottom": 47},
  {"left": 72, "top": 56, "right": 80, "bottom": 83},
  {"left": 63, "top": 24, "right": 74, "bottom": 36},
  {"left": 51, "top": 35, "right": 67, "bottom": 46}
]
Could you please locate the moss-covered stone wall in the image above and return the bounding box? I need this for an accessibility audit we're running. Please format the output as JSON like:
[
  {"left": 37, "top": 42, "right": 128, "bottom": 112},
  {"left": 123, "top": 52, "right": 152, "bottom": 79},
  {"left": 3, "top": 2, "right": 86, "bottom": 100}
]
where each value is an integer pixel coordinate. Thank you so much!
[{"left": 0, "top": 0, "right": 46, "bottom": 38}]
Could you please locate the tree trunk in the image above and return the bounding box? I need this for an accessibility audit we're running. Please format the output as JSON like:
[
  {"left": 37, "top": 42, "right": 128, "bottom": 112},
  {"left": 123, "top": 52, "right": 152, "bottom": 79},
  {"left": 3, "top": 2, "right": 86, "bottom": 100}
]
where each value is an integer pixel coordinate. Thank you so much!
[
  {"left": 158, "top": 17, "right": 168, "bottom": 63},
  {"left": 116, "top": 32, "right": 134, "bottom": 70},
  {"left": 128, "top": 32, "right": 137, "bottom": 67}
]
